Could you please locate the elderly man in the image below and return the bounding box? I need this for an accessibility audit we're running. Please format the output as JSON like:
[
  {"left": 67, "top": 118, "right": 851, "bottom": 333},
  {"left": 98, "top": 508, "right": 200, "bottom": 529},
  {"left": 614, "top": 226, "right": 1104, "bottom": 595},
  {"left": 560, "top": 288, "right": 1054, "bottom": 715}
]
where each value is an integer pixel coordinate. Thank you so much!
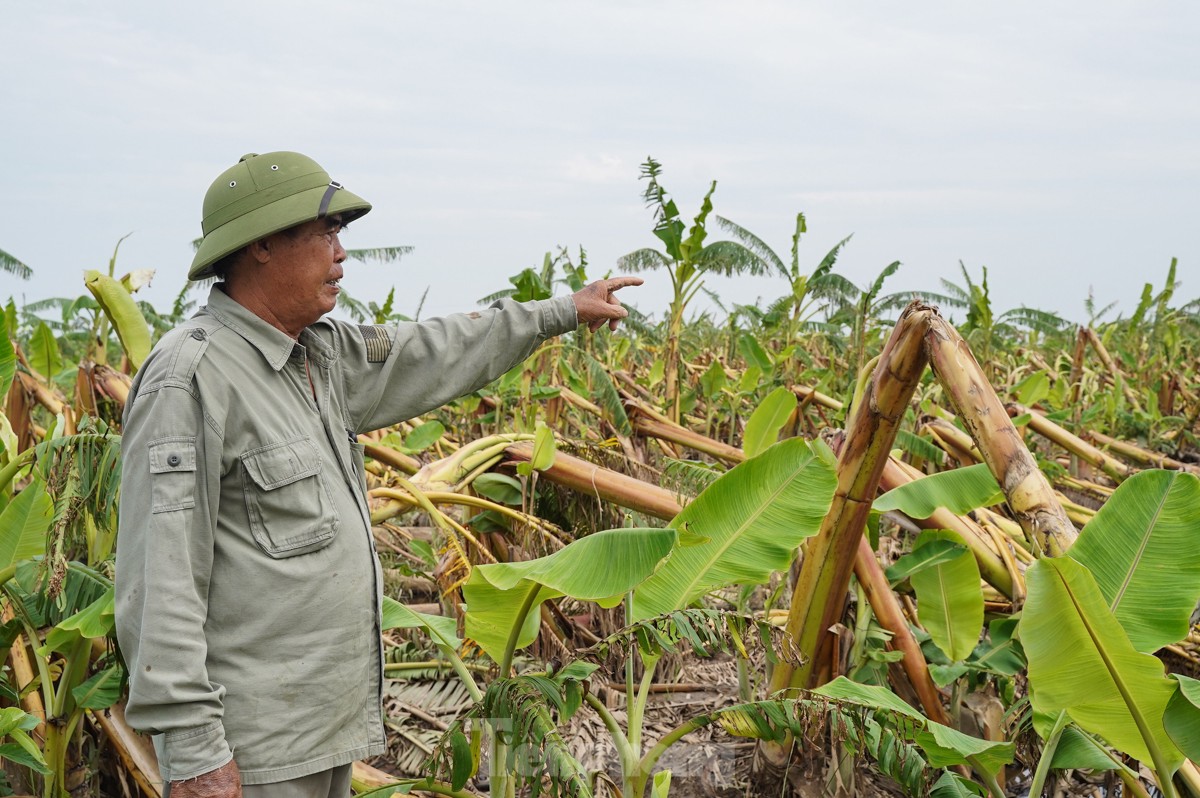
[{"left": 115, "top": 151, "right": 639, "bottom": 798}]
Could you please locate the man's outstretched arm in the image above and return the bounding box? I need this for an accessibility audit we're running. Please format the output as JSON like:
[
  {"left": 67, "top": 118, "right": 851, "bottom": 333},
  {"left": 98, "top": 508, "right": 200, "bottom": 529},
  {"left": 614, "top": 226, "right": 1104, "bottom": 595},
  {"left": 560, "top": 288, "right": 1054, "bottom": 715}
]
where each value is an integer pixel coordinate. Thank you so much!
[{"left": 572, "top": 276, "right": 643, "bottom": 332}]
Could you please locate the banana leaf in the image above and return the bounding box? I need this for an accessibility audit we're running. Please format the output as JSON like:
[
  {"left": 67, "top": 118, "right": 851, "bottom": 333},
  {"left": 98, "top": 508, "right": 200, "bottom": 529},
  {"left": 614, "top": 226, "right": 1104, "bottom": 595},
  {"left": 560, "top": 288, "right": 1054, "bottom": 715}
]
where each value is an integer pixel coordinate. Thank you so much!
[
  {"left": 27, "top": 321, "right": 62, "bottom": 381},
  {"left": 0, "top": 480, "right": 53, "bottom": 569},
  {"left": 874, "top": 463, "right": 1003, "bottom": 518},
  {"left": 631, "top": 437, "right": 836, "bottom": 620},
  {"left": 84, "top": 270, "right": 152, "bottom": 370},
  {"left": 463, "top": 527, "right": 677, "bottom": 664},
  {"left": 909, "top": 530, "right": 984, "bottom": 662},
  {"left": 885, "top": 539, "right": 966, "bottom": 585},
  {"left": 382, "top": 596, "right": 462, "bottom": 650},
  {"left": 39, "top": 587, "right": 114, "bottom": 656},
  {"left": 71, "top": 664, "right": 122, "bottom": 710},
  {"left": 813, "top": 677, "right": 1014, "bottom": 776},
  {"left": 0, "top": 307, "right": 17, "bottom": 400},
  {"left": 742, "top": 386, "right": 797, "bottom": 458},
  {"left": 1022, "top": 556, "right": 1183, "bottom": 774},
  {"left": 1067, "top": 470, "right": 1200, "bottom": 653},
  {"left": 930, "top": 772, "right": 986, "bottom": 797},
  {"left": 1164, "top": 675, "right": 1200, "bottom": 761},
  {"left": 1032, "top": 707, "right": 1118, "bottom": 771}
]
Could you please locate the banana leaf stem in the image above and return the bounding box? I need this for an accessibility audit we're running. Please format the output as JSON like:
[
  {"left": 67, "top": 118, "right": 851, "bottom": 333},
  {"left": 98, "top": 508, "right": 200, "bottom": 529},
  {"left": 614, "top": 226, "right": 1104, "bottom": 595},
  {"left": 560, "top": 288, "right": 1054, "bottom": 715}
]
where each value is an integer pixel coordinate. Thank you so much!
[
  {"left": 499, "top": 583, "right": 541, "bottom": 678},
  {"left": 584, "top": 693, "right": 637, "bottom": 778},
  {"left": 0, "top": 447, "right": 36, "bottom": 491},
  {"left": 1027, "top": 710, "right": 1068, "bottom": 798}
]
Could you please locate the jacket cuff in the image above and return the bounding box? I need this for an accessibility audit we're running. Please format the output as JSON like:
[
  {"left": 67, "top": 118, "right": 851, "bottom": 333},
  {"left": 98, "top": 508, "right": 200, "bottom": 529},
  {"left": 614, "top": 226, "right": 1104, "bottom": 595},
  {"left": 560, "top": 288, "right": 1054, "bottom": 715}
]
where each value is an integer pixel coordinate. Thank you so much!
[
  {"left": 542, "top": 296, "right": 579, "bottom": 336},
  {"left": 160, "top": 721, "right": 233, "bottom": 781}
]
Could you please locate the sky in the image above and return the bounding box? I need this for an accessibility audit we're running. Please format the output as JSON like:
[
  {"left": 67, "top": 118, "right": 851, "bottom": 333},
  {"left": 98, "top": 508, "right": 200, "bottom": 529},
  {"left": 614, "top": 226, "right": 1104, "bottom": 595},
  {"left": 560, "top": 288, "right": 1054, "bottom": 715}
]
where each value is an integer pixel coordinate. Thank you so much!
[{"left": 2, "top": 1, "right": 1197, "bottom": 327}]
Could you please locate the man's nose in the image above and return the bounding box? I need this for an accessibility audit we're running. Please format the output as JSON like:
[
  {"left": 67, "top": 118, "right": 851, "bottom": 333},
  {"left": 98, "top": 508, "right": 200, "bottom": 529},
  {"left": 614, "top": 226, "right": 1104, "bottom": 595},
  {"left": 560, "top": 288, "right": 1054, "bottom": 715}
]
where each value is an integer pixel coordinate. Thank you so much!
[{"left": 333, "top": 235, "right": 347, "bottom": 263}]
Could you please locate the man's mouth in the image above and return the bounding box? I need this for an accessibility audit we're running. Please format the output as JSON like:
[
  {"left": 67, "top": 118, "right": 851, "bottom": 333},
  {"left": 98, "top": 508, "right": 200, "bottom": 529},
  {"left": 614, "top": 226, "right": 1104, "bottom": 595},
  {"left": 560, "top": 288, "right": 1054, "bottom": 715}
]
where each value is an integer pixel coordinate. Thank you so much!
[{"left": 326, "top": 278, "right": 341, "bottom": 288}]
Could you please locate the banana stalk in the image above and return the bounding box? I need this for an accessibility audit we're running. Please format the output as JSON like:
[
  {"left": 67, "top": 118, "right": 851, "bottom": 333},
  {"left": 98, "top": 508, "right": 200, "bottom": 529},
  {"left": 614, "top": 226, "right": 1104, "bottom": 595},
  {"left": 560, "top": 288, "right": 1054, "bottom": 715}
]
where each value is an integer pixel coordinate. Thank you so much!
[
  {"left": 922, "top": 417, "right": 983, "bottom": 464},
  {"left": 1008, "top": 403, "right": 1132, "bottom": 484},
  {"left": 505, "top": 442, "right": 682, "bottom": 520},
  {"left": 410, "top": 433, "right": 534, "bottom": 491},
  {"left": 1085, "top": 430, "right": 1199, "bottom": 474},
  {"left": 1083, "top": 326, "right": 1144, "bottom": 412},
  {"left": 90, "top": 701, "right": 163, "bottom": 797},
  {"left": 926, "top": 320, "right": 1076, "bottom": 556},
  {"left": 630, "top": 415, "right": 744, "bottom": 465},
  {"left": 362, "top": 442, "right": 421, "bottom": 475},
  {"left": 772, "top": 301, "right": 934, "bottom": 693},
  {"left": 791, "top": 385, "right": 844, "bottom": 411},
  {"left": 1068, "top": 326, "right": 1088, "bottom": 408},
  {"left": 853, "top": 535, "right": 951, "bottom": 726},
  {"left": 14, "top": 371, "right": 76, "bottom": 435}
]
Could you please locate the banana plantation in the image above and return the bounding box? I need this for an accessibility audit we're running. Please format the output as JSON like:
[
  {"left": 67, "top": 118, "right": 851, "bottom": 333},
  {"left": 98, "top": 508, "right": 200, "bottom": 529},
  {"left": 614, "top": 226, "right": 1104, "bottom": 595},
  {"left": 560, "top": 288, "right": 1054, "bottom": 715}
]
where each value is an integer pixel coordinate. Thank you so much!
[{"left": 1, "top": 162, "right": 1199, "bottom": 798}]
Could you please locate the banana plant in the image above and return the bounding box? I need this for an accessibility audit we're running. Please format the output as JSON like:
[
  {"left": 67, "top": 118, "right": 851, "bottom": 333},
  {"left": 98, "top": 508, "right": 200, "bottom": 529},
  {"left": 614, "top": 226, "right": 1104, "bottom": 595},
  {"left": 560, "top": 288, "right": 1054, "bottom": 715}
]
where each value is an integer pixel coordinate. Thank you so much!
[
  {"left": 618, "top": 157, "right": 769, "bottom": 422},
  {"left": 714, "top": 211, "right": 857, "bottom": 383},
  {"left": 0, "top": 247, "right": 32, "bottom": 281}
]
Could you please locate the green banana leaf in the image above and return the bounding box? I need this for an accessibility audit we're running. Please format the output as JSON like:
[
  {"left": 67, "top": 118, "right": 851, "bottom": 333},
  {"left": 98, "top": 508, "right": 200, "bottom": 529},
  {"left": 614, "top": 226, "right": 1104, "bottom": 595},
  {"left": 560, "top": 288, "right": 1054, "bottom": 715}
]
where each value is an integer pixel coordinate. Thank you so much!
[
  {"left": 1022, "top": 556, "right": 1183, "bottom": 773},
  {"left": 27, "top": 322, "right": 62, "bottom": 381},
  {"left": 885, "top": 538, "right": 967, "bottom": 585},
  {"left": 970, "top": 617, "right": 1026, "bottom": 677},
  {"left": 1164, "top": 675, "right": 1200, "bottom": 761},
  {"left": 742, "top": 386, "right": 797, "bottom": 458},
  {"left": 0, "top": 707, "right": 49, "bottom": 775},
  {"left": 738, "top": 332, "right": 773, "bottom": 371},
  {"left": 895, "top": 429, "right": 947, "bottom": 466},
  {"left": 40, "top": 587, "right": 115, "bottom": 656},
  {"left": 909, "top": 530, "right": 984, "bottom": 662},
  {"left": 463, "top": 527, "right": 677, "bottom": 663},
  {"left": 873, "top": 463, "right": 1003, "bottom": 518},
  {"left": 812, "top": 677, "right": 1014, "bottom": 776},
  {"left": 84, "top": 270, "right": 152, "bottom": 370},
  {"left": 631, "top": 437, "right": 836, "bottom": 620},
  {"left": 517, "top": 422, "right": 556, "bottom": 476},
  {"left": 71, "top": 664, "right": 122, "bottom": 710},
  {"left": 382, "top": 596, "right": 462, "bottom": 650},
  {"left": 0, "top": 307, "right": 17, "bottom": 400},
  {"left": 1067, "top": 470, "right": 1200, "bottom": 653},
  {"left": 0, "top": 481, "right": 53, "bottom": 569},
  {"left": 930, "top": 771, "right": 986, "bottom": 797}
]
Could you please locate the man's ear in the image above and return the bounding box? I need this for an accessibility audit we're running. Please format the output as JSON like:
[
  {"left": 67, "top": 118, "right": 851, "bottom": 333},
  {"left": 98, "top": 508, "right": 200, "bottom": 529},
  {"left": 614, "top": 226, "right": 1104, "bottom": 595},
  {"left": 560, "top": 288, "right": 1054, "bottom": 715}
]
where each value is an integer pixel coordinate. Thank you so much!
[{"left": 247, "top": 237, "right": 273, "bottom": 265}]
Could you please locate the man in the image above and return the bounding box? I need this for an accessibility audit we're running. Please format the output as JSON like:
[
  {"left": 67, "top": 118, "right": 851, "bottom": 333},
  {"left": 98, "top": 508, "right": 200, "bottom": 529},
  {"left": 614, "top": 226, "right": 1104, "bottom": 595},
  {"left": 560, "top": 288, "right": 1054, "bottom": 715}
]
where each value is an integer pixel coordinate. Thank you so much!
[{"left": 115, "top": 151, "right": 640, "bottom": 798}]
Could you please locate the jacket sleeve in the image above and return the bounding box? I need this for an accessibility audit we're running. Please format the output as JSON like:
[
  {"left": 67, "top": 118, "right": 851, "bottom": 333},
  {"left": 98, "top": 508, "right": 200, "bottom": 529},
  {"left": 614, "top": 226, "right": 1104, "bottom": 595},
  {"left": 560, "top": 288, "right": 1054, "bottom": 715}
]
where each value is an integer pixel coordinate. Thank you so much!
[
  {"left": 337, "top": 295, "right": 578, "bottom": 432},
  {"left": 114, "top": 359, "right": 233, "bottom": 781}
]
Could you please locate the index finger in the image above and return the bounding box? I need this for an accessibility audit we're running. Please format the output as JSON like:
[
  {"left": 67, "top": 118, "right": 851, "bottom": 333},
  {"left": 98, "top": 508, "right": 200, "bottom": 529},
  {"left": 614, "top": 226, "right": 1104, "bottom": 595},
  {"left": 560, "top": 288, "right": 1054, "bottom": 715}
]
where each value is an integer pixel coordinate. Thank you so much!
[{"left": 605, "top": 276, "right": 644, "bottom": 291}]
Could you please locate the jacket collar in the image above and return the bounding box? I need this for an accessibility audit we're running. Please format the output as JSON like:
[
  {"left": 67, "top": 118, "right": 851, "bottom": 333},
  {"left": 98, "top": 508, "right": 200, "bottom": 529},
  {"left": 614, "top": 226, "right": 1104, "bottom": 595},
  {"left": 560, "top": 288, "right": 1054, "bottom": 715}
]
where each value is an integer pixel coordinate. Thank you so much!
[{"left": 202, "top": 285, "right": 335, "bottom": 371}]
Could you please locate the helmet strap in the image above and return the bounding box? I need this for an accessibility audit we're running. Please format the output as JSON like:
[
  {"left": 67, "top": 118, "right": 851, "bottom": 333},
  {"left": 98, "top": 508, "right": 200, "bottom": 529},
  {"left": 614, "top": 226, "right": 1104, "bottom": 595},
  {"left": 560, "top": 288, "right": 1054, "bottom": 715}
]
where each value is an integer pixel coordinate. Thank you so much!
[{"left": 317, "top": 181, "right": 343, "bottom": 219}]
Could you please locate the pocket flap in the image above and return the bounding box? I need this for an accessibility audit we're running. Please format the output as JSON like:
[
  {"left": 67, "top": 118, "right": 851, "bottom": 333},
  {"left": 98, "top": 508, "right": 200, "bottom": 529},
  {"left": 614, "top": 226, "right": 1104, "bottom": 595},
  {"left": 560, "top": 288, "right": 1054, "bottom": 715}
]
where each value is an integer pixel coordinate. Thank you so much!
[
  {"left": 241, "top": 439, "right": 320, "bottom": 490},
  {"left": 148, "top": 437, "right": 197, "bottom": 473}
]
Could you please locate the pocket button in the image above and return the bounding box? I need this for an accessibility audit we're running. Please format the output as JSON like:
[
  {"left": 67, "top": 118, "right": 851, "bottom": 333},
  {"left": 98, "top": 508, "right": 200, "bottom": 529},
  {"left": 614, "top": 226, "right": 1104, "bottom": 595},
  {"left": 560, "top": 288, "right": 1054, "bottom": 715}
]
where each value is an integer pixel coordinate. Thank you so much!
[{"left": 167, "top": 454, "right": 181, "bottom": 467}]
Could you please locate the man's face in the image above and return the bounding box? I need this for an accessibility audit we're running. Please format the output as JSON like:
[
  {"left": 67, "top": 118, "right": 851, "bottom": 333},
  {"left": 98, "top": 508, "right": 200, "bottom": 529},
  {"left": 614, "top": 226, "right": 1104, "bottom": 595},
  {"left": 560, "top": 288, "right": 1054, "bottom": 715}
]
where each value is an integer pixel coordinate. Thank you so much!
[{"left": 259, "top": 216, "right": 347, "bottom": 330}]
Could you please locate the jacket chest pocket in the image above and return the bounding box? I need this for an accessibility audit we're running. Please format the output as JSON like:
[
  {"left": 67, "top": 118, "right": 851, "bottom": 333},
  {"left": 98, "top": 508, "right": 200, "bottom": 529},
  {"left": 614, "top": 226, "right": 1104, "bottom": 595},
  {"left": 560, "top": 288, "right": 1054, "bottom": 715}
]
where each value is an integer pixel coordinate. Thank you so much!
[{"left": 239, "top": 437, "right": 339, "bottom": 558}]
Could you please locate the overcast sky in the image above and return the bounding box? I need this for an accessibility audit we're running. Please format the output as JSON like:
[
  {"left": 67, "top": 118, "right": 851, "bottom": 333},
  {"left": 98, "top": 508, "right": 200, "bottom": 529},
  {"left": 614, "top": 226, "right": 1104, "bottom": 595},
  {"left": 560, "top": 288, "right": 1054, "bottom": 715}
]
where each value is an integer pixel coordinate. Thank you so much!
[{"left": 3, "top": 2, "right": 1197, "bottom": 327}]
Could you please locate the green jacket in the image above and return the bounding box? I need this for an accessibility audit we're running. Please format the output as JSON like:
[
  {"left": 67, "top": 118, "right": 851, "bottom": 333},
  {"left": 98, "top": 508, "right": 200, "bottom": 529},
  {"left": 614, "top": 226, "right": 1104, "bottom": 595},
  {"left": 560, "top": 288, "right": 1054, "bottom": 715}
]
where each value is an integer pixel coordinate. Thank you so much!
[{"left": 115, "top": 286, "right": 577, "bottom": 784}]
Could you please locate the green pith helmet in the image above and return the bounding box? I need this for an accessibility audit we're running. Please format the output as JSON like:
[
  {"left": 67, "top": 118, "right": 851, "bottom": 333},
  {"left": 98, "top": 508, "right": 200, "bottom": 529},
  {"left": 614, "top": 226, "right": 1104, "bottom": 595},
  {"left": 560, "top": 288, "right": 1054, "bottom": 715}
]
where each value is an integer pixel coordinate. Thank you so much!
[{"left": 188, "top": 151, "right": 372, "bottom": 281}]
